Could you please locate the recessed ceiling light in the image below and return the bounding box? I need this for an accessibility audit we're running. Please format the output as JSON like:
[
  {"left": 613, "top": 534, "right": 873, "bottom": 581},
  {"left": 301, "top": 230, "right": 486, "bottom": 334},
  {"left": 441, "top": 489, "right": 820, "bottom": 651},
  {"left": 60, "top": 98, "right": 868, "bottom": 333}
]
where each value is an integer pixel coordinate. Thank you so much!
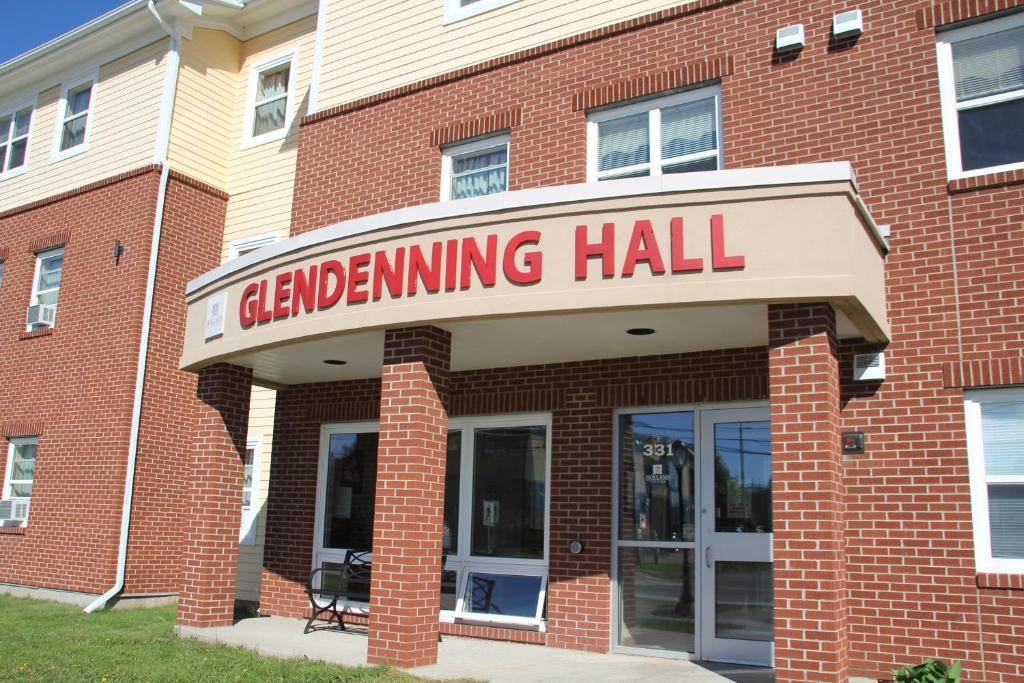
[
  {"left": 627, "top": 328, "right": 656, "bottom": 336},
  {"left": 323, "top": 359, "right": 348, "bottom": 365}
]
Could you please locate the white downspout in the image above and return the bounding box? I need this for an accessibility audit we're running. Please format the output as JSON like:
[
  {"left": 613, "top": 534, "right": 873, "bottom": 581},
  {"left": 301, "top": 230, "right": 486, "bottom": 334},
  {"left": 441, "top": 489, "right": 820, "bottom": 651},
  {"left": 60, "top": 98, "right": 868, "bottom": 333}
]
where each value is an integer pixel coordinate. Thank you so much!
[{"left": 85, "top": 0, "right": 180, "bottom": 613}]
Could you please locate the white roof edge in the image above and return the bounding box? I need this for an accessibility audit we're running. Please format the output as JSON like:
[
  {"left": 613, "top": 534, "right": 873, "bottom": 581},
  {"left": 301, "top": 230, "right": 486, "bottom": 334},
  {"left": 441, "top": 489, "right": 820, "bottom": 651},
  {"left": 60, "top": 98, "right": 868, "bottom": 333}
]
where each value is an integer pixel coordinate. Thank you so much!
[{"left": 187, "top": 162, "right": 863, "bottom": 297}]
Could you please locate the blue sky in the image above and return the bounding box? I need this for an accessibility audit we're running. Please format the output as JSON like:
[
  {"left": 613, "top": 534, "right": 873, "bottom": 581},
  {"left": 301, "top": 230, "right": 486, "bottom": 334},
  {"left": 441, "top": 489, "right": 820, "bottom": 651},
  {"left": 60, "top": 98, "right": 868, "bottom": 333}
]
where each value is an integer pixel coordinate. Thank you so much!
[{"left": 0, "top": 1, "right": 128, "bottom": 64}]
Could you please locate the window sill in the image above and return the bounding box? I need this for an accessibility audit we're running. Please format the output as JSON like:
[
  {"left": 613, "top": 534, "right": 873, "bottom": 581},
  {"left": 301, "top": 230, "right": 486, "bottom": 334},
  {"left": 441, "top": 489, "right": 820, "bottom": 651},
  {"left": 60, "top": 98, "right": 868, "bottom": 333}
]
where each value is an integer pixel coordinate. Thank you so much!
[
  {"left": 949, "top": 168, "right": 1024, "bottom": 193},
  {"left": 0, "top": 526, "right": 26, "bottom": 536},
  {"left": 977, "top": 572, "right": 1024, "bottom": 590},
  {"left": 19, "top": 327, "right": 54, "bottom": 341}
]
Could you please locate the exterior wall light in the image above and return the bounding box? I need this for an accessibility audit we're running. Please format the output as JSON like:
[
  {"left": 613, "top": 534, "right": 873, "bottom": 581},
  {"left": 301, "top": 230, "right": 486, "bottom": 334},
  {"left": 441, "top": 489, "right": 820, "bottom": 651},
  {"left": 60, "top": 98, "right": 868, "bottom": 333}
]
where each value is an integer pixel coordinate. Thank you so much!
[{"left": 568, "top": 539, "right": 585, "bottom": 554}]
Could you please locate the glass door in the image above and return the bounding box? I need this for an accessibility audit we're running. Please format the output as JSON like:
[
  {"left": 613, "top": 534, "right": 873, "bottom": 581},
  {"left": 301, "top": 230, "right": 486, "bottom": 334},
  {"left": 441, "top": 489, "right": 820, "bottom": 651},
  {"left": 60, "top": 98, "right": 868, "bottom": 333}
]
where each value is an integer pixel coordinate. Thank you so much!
[
  {"left": 698, "top": 407, "right": 773, "bottom": 666},
  {"left": 614, "top": 410, "right": 698, "bottom": 655}
]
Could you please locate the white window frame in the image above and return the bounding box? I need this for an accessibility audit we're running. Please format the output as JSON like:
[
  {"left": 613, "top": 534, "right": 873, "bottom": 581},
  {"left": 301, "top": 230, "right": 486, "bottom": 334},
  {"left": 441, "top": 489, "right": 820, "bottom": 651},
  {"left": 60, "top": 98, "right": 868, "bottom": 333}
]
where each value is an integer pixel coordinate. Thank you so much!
[
  {"left": 2, "top": 436, "right": 37, "bottom": 499},
  {"left": 240, "top": 436, "right": 263, "bottom": 545},
  {"left": 586, "top": 85, "right": 723, "bottom": 182},
  {"left": 312, "top": 413, "right": 552, "bottom": 629},
  {"left": 936, "top": 12, "right": 1024, "bottom": 180},
  {"left": 0, "top": 99, "right": 34, "bottom": 179},
  {"left": 440, "top": 133, "right": 510, "bottom": 201},
  {"left": 27, "top": 246, "right": 64, "bottom": 331},
  {"left": 229, "top": 231, "right": 282, "bottom": 260},
  {"left": 242, "top": 51, "right": 299, "bottom": 149},
  {"left": 965, "top": 387, "right": 1024, "bottom": 574},
  {"left": 443, "top": 0, "right": 517, "bottom": 24},
  {"left": 51, "top": 70, "right": 98, "bottom": 162}
]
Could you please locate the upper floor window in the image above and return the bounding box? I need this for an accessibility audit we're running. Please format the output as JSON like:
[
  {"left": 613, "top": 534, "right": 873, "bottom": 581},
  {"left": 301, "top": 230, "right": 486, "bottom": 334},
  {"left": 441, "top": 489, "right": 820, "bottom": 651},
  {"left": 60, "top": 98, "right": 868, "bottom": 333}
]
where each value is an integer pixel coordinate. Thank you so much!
[
  {"left": 0, "top": 105, "right": 32, "bottom": 176},
  {"left": 27, "top": 247, "right": 63, "bottom": 330},
  {"left": 586, "top": 86, "right": 722, "bottom": 182},
  {"left": 1, "top": 437, "right": 36, "bottom": 528},
  {"left": 244, "top": 53, "right": 297, "bottom": 147},
  {"left": 441, "top": 134, "right": 509, "bottom": 201},
  {"left": 965, "top": 388, "right": 1024, "bottom": 574},
  {"left": 443, "top": 0, "right": 517, "bottom": 23},
  {"left": 55, "top": 78, "right": 95, "bottom": 159},
  {"left": 937, "top": 13, "right": 1024, "bottom": 178}
]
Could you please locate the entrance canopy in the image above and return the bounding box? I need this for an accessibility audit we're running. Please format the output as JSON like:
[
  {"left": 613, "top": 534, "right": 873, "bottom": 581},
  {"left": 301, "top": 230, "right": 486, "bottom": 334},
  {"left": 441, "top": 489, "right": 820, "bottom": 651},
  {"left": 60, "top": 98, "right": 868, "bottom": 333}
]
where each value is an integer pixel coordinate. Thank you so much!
[{"left": 180, "top": 163, "right": 888, "bottom": 384}]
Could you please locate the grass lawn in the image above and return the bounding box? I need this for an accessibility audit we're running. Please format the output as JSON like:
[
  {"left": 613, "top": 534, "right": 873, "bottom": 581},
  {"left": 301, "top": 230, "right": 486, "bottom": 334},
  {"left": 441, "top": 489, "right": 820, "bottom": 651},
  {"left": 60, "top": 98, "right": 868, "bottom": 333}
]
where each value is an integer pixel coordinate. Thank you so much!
[{"left": 0, "top": 595, "right": 455, "bottom": 683}]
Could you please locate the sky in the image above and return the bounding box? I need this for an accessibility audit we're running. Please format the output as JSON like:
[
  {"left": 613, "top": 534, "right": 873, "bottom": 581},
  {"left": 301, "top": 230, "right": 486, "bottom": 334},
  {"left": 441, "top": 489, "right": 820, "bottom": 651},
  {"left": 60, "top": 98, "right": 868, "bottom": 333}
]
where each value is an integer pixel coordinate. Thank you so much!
[{"left": 0, "top": 1, "right": 129, "bottom": 65}]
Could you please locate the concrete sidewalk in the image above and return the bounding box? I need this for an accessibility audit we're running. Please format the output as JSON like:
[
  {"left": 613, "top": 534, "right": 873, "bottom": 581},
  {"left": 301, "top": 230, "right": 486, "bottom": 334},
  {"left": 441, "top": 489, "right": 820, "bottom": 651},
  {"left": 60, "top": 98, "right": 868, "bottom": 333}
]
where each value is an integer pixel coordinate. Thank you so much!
[{"left": 177, "top": 616, "right": 772, "bottom": 682}]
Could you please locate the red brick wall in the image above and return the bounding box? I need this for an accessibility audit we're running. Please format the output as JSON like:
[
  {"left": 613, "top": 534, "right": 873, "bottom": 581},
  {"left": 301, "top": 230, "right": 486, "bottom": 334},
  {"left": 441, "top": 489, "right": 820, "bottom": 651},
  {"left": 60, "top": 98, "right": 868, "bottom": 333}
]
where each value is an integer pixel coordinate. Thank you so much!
[
  {"left": 260, "top": 347, "right": 768, "bottom": 649},
  {"left": 0, "top": 169, "right": 160, "bottom": 593},
  {"left": 287, "top": 1, "right": 1024, "bottom": 679},
  {"left": 126, "top": 176, "right": 229, "bottom": 595}
]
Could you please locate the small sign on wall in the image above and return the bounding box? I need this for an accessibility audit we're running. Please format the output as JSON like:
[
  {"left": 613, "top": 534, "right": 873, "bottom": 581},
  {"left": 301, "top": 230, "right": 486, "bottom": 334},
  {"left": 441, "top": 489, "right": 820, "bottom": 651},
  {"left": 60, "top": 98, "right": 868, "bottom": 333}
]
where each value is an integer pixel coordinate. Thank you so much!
[{"left": 205, "top": 293, "right": 227, "bottom": 340}]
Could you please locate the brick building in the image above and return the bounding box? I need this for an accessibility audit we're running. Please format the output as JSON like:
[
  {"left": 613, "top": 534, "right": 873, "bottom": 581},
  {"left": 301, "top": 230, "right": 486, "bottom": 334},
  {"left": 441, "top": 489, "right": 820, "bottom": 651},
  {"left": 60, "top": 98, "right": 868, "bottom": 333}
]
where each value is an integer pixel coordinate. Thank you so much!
[{"left": 4, "top": 1, "right": 1024, "bottom": 682}]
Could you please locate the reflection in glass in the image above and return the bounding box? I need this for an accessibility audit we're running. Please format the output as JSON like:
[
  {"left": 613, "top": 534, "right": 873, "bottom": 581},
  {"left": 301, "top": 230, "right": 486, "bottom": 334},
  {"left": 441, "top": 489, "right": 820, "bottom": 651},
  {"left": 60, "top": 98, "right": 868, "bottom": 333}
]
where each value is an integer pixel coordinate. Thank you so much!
[
  {"left": 462, "top": 573, "right": 542, "bottom": 618},
  {"left": 619, "top": 412, "right": 696, "bottom": 542},
  {"left": 322, "top": 432, "right": 379, "bottom": 551},
  {"left": 471, "top": 426, "right": 546, "bottom": 559},
  {"left": 714, "top": 421, "right": 771, "bottom": 533},
  {"left": 618, "top": 548, "right": 695, "bottom": 653},
  {"left": 444, "top": 431, "right": 461, "bottom": 554},
  {"left": 715, "top": 561, "right": 773, "bottom": 642}
]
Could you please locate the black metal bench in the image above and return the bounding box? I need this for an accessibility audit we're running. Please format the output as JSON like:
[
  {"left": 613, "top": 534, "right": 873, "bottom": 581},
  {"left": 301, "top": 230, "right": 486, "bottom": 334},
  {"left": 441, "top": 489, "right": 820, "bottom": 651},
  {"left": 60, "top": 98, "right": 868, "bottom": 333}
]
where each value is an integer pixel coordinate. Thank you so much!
[{"left": 304, "top": 549, "right": 371, "bottom": 634}]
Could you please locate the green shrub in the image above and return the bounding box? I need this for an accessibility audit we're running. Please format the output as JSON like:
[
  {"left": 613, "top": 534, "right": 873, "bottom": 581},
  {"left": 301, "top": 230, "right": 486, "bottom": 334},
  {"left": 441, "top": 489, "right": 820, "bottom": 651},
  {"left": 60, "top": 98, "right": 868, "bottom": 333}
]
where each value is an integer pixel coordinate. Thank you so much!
[{"left": 890, "top": 659, "right": 962, "bottom": 683}]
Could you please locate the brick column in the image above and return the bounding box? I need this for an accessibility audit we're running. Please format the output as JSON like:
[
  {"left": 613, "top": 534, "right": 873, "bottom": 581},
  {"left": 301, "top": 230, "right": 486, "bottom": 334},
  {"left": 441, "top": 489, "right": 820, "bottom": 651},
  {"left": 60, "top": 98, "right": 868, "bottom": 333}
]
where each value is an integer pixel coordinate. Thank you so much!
[
  {"left": 367, "top": 326, "right": 450, "bottom": 667},
  {"left": 768, "top": 303, "right": 847, "bottom": 683},
  {"left": 177, "top": 363, "right": 252, "bottom": 628}
]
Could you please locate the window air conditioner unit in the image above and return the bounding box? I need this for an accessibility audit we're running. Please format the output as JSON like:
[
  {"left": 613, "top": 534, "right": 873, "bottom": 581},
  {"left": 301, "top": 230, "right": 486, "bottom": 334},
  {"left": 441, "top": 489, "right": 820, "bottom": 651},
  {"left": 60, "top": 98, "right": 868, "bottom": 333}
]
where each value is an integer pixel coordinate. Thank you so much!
[
  {"left": 0, "top": 500, "right": 28, "bottom": 527},
  {"left": 853, "top": 352, "right": 885, "bottom": 382},
  {"left": 26, "top": 304, "right": 56, "bottom": 328}
]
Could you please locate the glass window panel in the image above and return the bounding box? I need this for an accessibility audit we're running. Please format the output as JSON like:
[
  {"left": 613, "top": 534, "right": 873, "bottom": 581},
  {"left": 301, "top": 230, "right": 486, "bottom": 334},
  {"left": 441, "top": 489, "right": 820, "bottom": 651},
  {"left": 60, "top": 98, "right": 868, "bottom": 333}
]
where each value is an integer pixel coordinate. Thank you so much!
[
  {"left": 715, "top": 561, "right": 773, "bottom": 642},
  {"left": 257, "top": 66, "right": 290, "bottom": 101},
  {"left": 61, "top": 117, "right": 87, "bottom": 151},
  {"left": 0, "top": 262, "right": 5, "bottom": 288},
  {"left": 319, "top": 557, "right": 371, "bottom": 603},
  {"left": 253, "top": 99, "right": 287, "bottom": 137},
  {"left": 714, "top": 421, "right": 772, "bottom": 533},
  {"left": 0, "top": 146, "right": 7, "bottom": 170},
  {"left": 981, "top": 401, "right": 1024, "bottom": 476},
  {"left": 8, "top": 139, "right": 27, "bottom": 169},
  {"left": 441, "top": 567, "right": 459, "bottom": 610},
  {"left": 14, "top": 108, "right": 31, "bottom": 138},
  {"left": 322, "top": 432, "right": 378, "bottom": 551},
  {"left": 453, "top": 147, "right": 507, "bottom": 175},
  {"left": 953, "top": 25, "right": 1024, "bottom": 102},
  {"left": 462, "top": 573, "right": 541, "bottom": 618},
  {"left": 958, "top": 98, "right": 1024, "bottom": 172},
  {"left": 471, "top": 425, "right": 546, "bottom": 559},
  {"left": 989, "top": 484, "right": 1024, "bottom": 558},
  {"left": 37, "top": 254, "right": 63, "bottom": 291},
  {"left": 66, "top": 84, "right": 92, "bottom": 117},
  {"left": 617, "top": 548, "right": 695, "bottom": 653},
  {"left": 598, "top": 112, "right": 649, "bottom": 172},
  {"left": 10, "top": 483, "right": 32, "bottom": 498},
  {"left": 36, "top": 291, "right": 59, "bottom": 307},
  {"left": 618, "top": 412, "right": 696, "bottom": 542},
  {"left": 451, "top": 166, "right": 508, "bottom": 199},
  {"left": 242, "top": 448, "right": 254, "bottom": 508},
  {"left": 662, "top": 156, "right": 718, "bottom": 175},
  {"left": 661, "top": 98, "right": 716, "bottom": 162},
  {"left": 12, "top": 445, "right": 35, "bottom": 480},
  {"left": 444, "top": 431, "right": 461, "bottom": 554},
  {"left": 0, "top": 116, "right": 10, "bottom": 144}
]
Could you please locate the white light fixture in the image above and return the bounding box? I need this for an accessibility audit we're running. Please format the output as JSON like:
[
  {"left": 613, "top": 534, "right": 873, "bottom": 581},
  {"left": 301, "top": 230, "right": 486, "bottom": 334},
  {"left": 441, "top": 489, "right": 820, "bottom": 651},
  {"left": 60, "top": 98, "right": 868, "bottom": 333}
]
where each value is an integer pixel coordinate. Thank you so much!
[
  {"left": 833, "top": 9, "right": 864, "bottom": 38},
  {"left": 776, "top": 24, "right": 805, "bottom": 52}
]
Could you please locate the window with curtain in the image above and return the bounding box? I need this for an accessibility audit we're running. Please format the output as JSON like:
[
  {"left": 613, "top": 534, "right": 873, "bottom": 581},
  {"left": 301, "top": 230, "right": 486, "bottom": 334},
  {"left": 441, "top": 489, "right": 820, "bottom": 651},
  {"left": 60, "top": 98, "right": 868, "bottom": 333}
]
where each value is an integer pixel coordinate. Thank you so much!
[
  {"left": 938, "top": 14, "right": 1024, "bottom": 176},
  {"left": 59, "top": 82, "right": 92, "bottom": 153},
  {"left": 442, "top": 134, "right": 509, "bottom": 200},
  {"left": 0, "top": 106, "right": 32, "bottom": 174},
  {"left": 246, "top": 54, "right": 296, "bottom": 144},
  {"left": 28, "top": 247, "right": 63, "bottom": 330},
  {"left": 965, "top": 390, "right": 1024, "bottom": 572},
  {"left": 588, "top": 86, "right": 721, "bottom": 181}
]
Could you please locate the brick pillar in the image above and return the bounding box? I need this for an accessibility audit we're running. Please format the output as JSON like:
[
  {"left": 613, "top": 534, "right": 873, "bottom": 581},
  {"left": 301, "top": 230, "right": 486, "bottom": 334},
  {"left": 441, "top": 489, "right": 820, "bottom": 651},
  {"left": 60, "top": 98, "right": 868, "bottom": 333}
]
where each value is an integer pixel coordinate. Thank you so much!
[
  {"left": 367, "top": 326, "right": 450, "bottom": 667},
  {"left": 768, "top": 303, "right": 847, "bottom": 682},
  {"left": 177, "top": 363, "right": 252, "bottom": 628}
]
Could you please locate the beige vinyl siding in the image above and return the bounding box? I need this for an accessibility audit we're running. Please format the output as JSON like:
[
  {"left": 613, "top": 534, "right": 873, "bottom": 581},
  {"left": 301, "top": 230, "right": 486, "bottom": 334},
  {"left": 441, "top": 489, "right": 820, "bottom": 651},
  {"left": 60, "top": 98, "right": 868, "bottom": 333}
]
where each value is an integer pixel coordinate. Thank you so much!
[
  {"left": 167, "top": 29, "right": 241, "bottom": 190},
  {"left": 221, "top": 16, "right": 317, "bottom": 263},
  {"left": 0, "top": 39, "right": 167, "bottom": 213},
  {"left": 315, "top": 0, "right": 696, "bottom": 111},
  {"left": 236, "top": 385, "right": 277, "bottom": 601}
]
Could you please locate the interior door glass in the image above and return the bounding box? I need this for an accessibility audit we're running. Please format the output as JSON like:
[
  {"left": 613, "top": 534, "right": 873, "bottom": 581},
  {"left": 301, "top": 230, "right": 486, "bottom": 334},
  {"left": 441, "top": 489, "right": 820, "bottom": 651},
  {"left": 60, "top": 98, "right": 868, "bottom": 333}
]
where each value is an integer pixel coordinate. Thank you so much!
[
  {"left": 322, "top": 432, "right": 378, "bottom": 550},
  {"left": 619, "top": 412, "right": 696, "bottom": 542},
  {"left": 471, "top": 425, "right": 546, "bottom": 559},
  {"left": 713, "top": 421, "right": 771, "bottom": 533}
]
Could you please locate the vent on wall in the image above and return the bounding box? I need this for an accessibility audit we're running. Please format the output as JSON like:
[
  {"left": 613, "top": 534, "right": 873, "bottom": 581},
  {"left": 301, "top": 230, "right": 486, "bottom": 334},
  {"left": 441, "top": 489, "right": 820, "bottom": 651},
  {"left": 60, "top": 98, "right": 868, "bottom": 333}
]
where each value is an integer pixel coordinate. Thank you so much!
[
  {"left": 853, "top": 352, "right": 885, "bottom": 382},
  {"left": 776, "top": 24, "right": 805, "bottom": 52}
]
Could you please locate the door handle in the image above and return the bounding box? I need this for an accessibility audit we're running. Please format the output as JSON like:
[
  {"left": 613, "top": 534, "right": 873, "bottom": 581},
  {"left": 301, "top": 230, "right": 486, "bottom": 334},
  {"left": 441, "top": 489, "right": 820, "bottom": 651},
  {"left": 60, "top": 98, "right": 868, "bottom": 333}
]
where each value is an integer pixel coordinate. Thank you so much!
[{"left": 705, "top": 546, "right": 712, "bottom": 568}]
